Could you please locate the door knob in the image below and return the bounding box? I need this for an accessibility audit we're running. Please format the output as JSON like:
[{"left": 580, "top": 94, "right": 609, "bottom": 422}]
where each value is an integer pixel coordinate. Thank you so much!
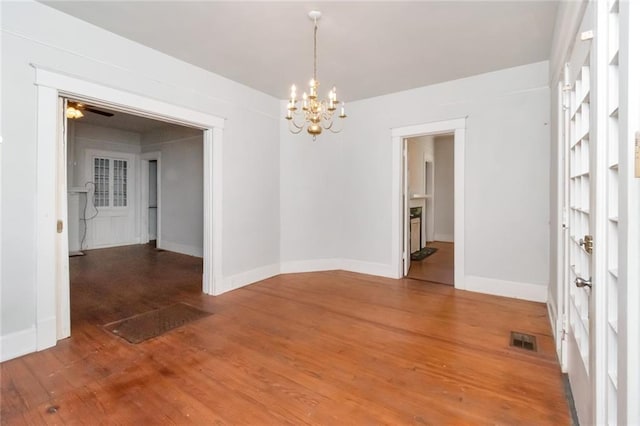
[{"left": 575, "top": 276, "right": 592, "bottom": 289}]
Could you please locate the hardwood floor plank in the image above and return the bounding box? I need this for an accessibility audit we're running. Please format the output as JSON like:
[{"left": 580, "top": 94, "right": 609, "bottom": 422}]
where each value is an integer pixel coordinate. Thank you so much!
[
  {"left": 407, "top": 241, "right": 455, "bottom": 285},
  {"left": 1, "top": 244, "right": 569, "bottom": 424}
]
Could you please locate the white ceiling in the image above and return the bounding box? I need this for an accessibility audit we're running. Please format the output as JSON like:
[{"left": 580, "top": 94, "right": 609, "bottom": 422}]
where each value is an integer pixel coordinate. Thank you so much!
[{"left": 43, "top": 1, "right": 558, "bottom": 102}]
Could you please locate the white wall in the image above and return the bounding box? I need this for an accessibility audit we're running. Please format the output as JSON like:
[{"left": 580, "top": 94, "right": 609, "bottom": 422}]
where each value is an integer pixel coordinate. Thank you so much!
[
  {"left": 142, "top": 128, "right": 204, "bottom": 257},
  {"left": 71, "top": 122, "right": 142, "bottom": 188},
  {"left": 279, "top": 108, "right": 344, "bottom": 269},
  {"left": 337, "top": 61, "right": 550, "bottom": 295},
  {"left": 408, "top": 135, "right": 433, "bottom": 197},
  {"left": 1, "top": 1, "right": 280, "bottom": 359},
  {"left": 433, "top": 135, "right": 454, "bottom": 242},
  {"left": 69, "top": 122, "right": 142, "bottom": 249}
]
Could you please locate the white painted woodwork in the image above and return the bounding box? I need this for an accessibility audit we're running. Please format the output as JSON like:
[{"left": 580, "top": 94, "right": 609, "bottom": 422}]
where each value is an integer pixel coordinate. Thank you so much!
[
  {"left": 392, "top": 118, "right": 465, "bottom": 289},
  {"left": 55, "top": 98, "right": 71, "bottom": 340},
  {"left": 617, "top": 0, "right": 640, "bottom": 423},
  {"left": 564, "top": 4, "right": 595, "bottom": 424},
  {"left": 34, "top": 67, "right": 224, "bottom": 356},
  {"left": 403, "top": 139, "right": 410, "bottom": 276},
  {"left": 603, "top": 1, "right": 621, "bottom": 423},
  {"left": 83, "top": 150, "right": 137, "bottom": 249}
]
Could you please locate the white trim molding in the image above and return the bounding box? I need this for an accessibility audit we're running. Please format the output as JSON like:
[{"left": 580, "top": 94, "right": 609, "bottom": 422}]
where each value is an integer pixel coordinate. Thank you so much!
[
  {"left": 465, "top": 275, "right": 547, "bottom": 303},
  {"left": 34, "top": 67, "right": 224, "bottom": 354},
  {"left": 340, "top": 259, "right": 397, "bottom": 279},
  {"left": 391, "top": 118, "right": 466, "bottom": 290},
  {"left": 219, "top": 264, "right": 281, "bottom": 295},
  {"left": 280, "top": 259, "right": 342, "bottom": 274},
  {"left": 161, "top": 241, "right": 203, "bottom": 258},
  {"left": 1, "top": 327, "right": 37, "bottom": 362}
]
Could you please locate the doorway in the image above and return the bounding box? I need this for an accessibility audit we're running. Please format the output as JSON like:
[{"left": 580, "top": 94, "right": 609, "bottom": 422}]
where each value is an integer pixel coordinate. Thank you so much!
[
  {"left": 405, "top": 134, "right": 455, "bottom": 285},
  {"left": 391, "top": 118, "right": 466, "bottom": 290},
  {"left": 64, "top": 99, "right": 205, "bottom": 335},
  {"left": 34, "top": 67, "right": 224, "bottom": 350}
]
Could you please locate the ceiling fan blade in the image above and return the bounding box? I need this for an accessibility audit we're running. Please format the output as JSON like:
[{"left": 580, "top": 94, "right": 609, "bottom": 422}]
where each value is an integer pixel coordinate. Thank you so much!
[{"left": 84, "top": 107, "right": 114, "bottom": 117}]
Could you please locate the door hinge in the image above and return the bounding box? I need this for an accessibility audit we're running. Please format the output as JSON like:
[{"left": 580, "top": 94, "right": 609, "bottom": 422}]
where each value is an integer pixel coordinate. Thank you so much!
[
  {"left": 579, "top": 234, "right": 593, "bottom": 254},
  {"left": 56, "top": 220, "right": 63, "bottom": 233}
]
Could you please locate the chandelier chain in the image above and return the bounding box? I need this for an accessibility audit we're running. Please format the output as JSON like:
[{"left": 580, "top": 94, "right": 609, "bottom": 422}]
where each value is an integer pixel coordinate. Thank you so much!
[{"left": 313, "top": 20, "right": 318, "bottom": 81}]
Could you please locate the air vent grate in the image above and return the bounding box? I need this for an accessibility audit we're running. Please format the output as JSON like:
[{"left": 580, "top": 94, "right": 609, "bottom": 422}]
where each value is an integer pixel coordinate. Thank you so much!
[{"left": 510, "top": 331, "right": 537, "bottom": 352}]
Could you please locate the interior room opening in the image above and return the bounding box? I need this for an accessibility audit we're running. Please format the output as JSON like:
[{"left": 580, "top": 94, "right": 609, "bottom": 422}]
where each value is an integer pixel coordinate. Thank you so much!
[
  {"left": 405, "top": 133, "right": 455, "bottom": 286},
  {"left": 64, "top": 98, "right": 205, "bottom": 334}
]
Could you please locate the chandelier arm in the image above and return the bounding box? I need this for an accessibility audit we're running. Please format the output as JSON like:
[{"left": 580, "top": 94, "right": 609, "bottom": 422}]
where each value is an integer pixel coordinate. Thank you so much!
[
  {"left": 322, "top": 118, "right": 344, "bottom": 134},
  {"left": 288, "top": 120, "right": 304, "bottom": 134},
  {"left": 289, "top": 113, "right": 305, "bottom": 130}
]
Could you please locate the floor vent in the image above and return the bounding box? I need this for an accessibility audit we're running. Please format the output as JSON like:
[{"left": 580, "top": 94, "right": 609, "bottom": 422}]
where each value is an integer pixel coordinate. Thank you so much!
[{"left": 510, "top": 331, "right": 537, "bottom": 352}]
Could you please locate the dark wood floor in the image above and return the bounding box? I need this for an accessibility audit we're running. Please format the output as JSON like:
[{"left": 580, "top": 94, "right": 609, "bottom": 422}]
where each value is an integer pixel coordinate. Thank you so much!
[
  {"left": 407, "top": 241, "right": 454, "bottom": 285},
  {"left": 1, "top": 244, "right": 570, "bottom": 424}
]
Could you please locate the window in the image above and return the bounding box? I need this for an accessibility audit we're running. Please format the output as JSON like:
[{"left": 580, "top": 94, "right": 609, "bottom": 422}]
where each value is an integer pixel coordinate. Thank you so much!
[{"left": 93, "top": 157, "right": 128, "bottom": 207}]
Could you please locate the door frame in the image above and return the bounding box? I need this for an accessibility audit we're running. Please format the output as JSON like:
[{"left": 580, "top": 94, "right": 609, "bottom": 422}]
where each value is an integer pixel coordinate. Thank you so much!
[
  {"left": 140, "top": 152, "right": 162, "bottom": 247},
  {"left": 391, "top": 118, "right": 466, "bottom": 289},
  {"left": 34, "top": 67, "right": 224, "bottom": 350}
]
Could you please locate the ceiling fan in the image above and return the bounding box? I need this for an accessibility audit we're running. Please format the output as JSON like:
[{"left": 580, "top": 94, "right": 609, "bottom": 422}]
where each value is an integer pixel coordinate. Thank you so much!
[{"left": 66, "top": 101, "right": 114, "bottom": 119}]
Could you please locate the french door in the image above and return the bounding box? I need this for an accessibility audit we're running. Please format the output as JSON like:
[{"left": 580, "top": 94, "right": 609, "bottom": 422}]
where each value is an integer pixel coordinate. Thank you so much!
[
  {"left": 564, "top": 9, "right": 597, "bottom": 420},
  {"left": 564, "top": 1, "right": 624, "bottom": 424}
]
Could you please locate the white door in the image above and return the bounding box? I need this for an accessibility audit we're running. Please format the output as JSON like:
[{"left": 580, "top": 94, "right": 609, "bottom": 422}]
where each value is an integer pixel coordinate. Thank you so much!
[
  {"left": 56, "top": 98, "right": 70, "bottom": 339},
  {"left": 85, "top": 150, "right": 137, "bottom": 249},
  {"left": 564, "top": 5, "right": 596, "bottom": 426},
  {"left": 403, "top": 138, "right": 411, "bottom": 275},
  {"left": 563, "top": 1, "right": 618, "bottom": 423}
]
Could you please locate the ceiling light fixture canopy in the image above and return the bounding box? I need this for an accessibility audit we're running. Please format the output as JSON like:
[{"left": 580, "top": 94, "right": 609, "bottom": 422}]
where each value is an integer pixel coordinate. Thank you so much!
[{"left": 285, "top": 10, "right": 346, "bottom": 141}]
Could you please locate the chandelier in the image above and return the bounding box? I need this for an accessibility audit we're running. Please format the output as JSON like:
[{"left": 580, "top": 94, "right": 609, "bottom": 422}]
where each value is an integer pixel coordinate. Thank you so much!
[{"left": 285, "top": 10, "right": 346, "bottom": 140}]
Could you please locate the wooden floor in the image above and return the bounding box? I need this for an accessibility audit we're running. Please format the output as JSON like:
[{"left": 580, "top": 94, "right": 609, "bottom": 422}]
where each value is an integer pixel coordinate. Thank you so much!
[
  {"left": 1, "top": 245, "right": 569, "bottom": 424},
  {"left": 407, "top": 241, "right": 454, "bottom": 285}
]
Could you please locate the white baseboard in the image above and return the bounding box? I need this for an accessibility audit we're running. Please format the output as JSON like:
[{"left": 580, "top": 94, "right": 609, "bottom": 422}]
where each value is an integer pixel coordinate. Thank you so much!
[
  {"left": 340, "top": 259, "right": 397, "bottom": 278},
  {"left": 547, "top": 293, "right": 558, "bottom": 337},
  {"left": 433, "top": 233, "right": 454, "bottom": 243},
  {"left": 464, "top": 275, "right": 547, "bottom": 302},
  {"left": 37, "top": 315, "right": 57, "bottom": 351},
  {"left": 218, "top": 263, "right": 280, "bottom": 295},
  {"left": 159, "top": 240, "right": 203, "bottom": 258},
  {"left": 280, "top": 258, "right": 341, "bottom": 274},
  {"left": 1, "top": 327, "right": 36, "bottom": 362}
]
